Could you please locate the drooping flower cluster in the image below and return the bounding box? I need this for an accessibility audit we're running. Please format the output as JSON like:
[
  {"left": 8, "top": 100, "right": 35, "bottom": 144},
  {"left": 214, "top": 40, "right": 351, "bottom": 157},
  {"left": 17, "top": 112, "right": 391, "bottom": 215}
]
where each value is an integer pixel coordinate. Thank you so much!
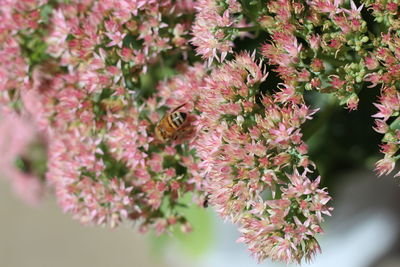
[
  {"left": 373, "top": 85, "right": 400, "bottom": 176},
  {"left": 194, "top": 53, "right": 332, "bottom": 263}
]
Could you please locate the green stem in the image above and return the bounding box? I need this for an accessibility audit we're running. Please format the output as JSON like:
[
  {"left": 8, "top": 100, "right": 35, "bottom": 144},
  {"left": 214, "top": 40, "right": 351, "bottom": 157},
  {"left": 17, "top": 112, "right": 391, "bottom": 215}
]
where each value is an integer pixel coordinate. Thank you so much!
[{"left": 389, "top": 116, "right": 400, "bottom": 130}]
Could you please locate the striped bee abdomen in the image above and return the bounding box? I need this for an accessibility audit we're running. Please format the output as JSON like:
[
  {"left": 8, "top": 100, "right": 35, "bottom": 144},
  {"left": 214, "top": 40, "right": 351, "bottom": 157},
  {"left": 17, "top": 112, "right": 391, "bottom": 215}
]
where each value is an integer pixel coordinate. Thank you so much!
[{"left": 168, "top": 112, "right": 187, "bottom": 129}]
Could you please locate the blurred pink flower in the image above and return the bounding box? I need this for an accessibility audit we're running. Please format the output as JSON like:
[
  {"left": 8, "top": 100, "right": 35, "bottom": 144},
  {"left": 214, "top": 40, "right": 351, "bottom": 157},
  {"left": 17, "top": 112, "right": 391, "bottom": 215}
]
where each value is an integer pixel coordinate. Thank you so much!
[{"left": 0, "top": 112, "right": 44, "bottom": 205}]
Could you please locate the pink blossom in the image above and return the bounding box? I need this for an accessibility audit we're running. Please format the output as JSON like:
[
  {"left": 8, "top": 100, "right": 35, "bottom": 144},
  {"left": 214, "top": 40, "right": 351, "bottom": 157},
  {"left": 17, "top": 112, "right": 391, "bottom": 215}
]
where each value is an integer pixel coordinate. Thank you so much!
[{"left": 375, "top": 157, "right": 396, "bottom": 176}]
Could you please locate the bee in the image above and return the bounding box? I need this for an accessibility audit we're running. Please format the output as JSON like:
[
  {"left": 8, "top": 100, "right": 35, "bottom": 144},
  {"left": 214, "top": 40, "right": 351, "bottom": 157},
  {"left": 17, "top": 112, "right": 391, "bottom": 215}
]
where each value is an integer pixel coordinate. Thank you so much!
[{"left": 155, "top": 103, "right": 188, "bottom": 142}]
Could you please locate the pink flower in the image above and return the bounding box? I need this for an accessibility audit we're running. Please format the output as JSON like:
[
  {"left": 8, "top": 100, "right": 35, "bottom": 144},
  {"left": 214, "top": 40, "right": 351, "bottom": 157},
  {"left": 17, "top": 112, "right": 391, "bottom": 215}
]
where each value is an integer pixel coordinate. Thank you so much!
[
  {"left": 375, "top": 157, "right": 396, "bottom": 176},
  {"left": 346, "top": 94, "right": 359, "bottom": 111},
  {"left": 105, "top": 31, "right": 127, "bottom": 48},
  {"left": 342, "top": 0, "right": 364, "bottom": 19},
  {"left": 364, "top": 73, "right": 381, "bottom": 88},
  {"left": 364, "top": 54, "right": 380, "bottom": 70}
]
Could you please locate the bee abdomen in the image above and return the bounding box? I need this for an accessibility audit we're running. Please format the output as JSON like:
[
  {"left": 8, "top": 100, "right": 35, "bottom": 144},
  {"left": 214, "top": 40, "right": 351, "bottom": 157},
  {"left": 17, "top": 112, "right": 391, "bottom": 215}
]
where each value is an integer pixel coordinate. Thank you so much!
[{"left": 168, "top": 112, "right": 187, "bottom": 129}]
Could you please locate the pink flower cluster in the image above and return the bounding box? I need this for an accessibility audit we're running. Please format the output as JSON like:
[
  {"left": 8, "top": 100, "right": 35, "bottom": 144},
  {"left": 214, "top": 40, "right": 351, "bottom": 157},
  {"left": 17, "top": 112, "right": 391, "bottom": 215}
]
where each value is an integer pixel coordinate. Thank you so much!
[
  {"left": 259, "top": 0, "right": 367, "bottom": 111},
  {"left": 46, "top": 0, "right": 194, "bottom": 82},
  {"left": 193, "top": 53, "right": 331, "bottom": 263},
  {"left": 0, "top": 0, "right": 200, "bottom": 233},
  {"left": 191, "top": 0, "right": 243, "bottom": 64},
  {"left": 357, "top": 1, "right": 400, "bottom": 176},
  {"left": 255, "top": 0, "right": 400, "bottom": 178}
]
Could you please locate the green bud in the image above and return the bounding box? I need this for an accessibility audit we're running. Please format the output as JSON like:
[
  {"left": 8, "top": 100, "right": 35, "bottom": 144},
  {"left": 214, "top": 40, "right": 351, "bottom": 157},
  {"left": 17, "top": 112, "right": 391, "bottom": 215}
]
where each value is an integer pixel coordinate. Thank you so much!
[
  {"left": 383, "top": 132, "right": 396, "bottom": 143},
  {"left": 361, "top": 36, "right": 369, "bottom": 43},
  {"left": 323, "top": 21, "right": 332, "bottom": 31},
  {"left": 361, "top": 21, "right": 367, "bottom": 30}
]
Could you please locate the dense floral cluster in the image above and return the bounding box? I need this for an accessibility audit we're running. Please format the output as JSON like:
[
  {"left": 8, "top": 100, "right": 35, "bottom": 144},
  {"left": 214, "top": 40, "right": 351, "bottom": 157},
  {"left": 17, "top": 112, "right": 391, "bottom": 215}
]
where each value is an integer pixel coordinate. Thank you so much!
[
  {"left": 46, "top": 0, "right": 195, "bottom": 76},
  {"left": 191, "top": 0, "right": 244, "bottom": 64},
  {"left": 3, "top": 0, "right": 400, "bottom": 264},
  {"left": 255, "top": 0, "right": 400, "bottom": 178},
  {"left": 362, "top": 1, "right": 400, "bottom": 176},
  {"left": 259, "top": 0, "right": 367, "bottom": 110},
  {"left": 194, "top": 53, "right": 331, "bottom": 263},
  {"left": 1, "top": 0, "right": 200, "bottom": 232}
]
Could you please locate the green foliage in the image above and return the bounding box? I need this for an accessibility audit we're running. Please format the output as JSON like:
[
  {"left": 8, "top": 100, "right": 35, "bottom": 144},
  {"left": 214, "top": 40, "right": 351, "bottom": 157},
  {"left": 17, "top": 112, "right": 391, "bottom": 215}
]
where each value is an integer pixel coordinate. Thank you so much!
[{"left": 19, "top": 32, "right": 50, "bottom": 70}]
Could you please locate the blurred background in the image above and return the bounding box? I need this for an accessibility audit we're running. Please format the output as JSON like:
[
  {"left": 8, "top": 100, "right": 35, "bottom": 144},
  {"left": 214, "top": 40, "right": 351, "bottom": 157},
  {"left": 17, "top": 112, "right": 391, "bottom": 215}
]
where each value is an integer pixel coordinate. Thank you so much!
[{"left": 2, "top": 168, "right": 400, "bottom": 267}]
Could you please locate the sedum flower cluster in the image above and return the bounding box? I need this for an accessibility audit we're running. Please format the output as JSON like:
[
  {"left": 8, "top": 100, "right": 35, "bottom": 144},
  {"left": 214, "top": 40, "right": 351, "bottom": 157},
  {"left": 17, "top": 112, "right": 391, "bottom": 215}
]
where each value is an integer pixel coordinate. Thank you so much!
[
  {"left": 253, "top": 0, "right": 400, "bottom": 177},
  {"left": 1, "top": 0, "right": 198, "bottom": 232},
  {"left": 194, "top": 53, "right": 331, "bottom": 263},
  {"left": 1, "top": 0, "right": 399, "bottom": 264}
]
